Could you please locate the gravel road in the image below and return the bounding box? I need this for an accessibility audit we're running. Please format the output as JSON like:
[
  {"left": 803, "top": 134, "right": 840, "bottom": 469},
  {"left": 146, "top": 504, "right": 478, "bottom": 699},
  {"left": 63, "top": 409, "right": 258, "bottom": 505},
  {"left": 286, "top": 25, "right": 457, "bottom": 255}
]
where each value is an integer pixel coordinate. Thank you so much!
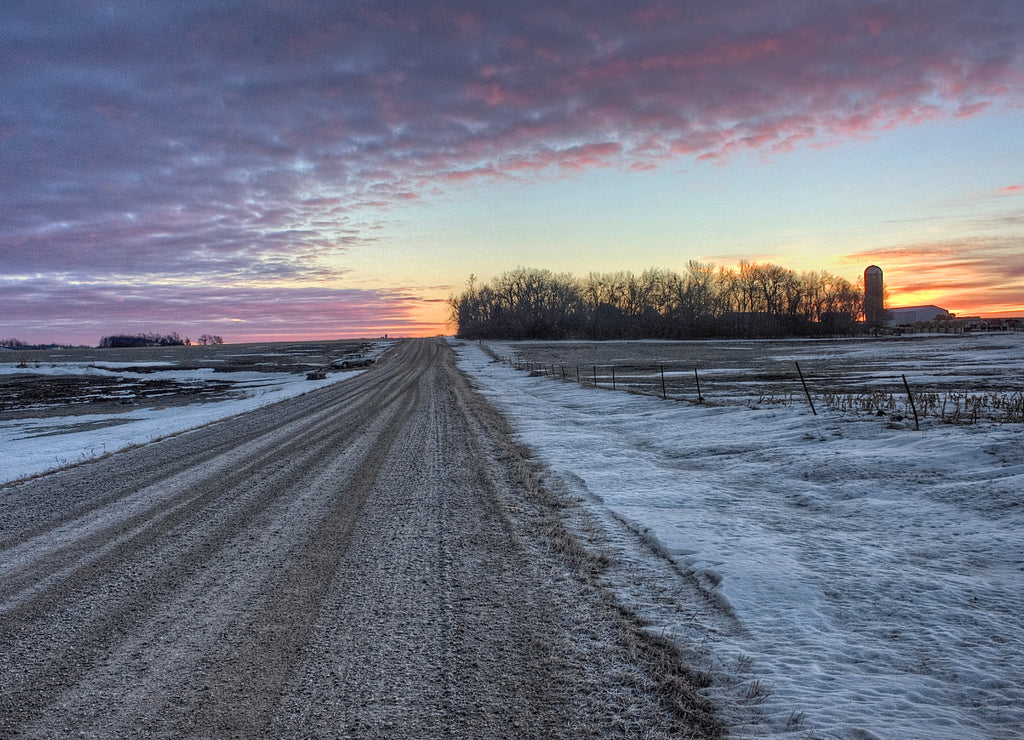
[{"left": 0, "top": 338, "right": 720, "bottom": 739}]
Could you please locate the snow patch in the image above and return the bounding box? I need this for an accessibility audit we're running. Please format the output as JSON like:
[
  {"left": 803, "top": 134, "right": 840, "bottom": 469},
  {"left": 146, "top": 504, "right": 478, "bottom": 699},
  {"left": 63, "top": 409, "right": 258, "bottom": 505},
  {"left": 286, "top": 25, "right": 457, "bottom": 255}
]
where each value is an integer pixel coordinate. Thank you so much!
[{"left": 452, "top": 337, "right": 1024, "bottom": 739}]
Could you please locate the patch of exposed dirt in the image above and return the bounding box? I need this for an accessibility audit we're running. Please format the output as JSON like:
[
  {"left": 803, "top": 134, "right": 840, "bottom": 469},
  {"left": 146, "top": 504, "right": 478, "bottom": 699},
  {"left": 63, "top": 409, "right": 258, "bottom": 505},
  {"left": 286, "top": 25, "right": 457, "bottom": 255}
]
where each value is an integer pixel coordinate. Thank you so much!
[{"left": 0, "top": 373, "right": 240, "bottom": 421}]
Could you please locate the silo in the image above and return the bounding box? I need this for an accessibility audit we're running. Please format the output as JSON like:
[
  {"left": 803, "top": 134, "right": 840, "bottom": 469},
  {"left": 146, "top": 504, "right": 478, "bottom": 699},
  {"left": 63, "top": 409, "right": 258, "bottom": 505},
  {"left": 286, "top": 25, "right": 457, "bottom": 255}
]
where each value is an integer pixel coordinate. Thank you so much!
[{"left": 864, "top": 265, "right": 885, "bottom": 324}]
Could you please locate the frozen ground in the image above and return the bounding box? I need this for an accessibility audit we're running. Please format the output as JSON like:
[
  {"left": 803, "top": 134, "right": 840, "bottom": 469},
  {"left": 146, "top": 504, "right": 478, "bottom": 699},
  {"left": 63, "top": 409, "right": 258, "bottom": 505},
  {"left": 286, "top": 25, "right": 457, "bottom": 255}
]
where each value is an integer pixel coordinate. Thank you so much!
[
  {"left": 0, "top": 342, "right": 391, "bottom": 484},
  {"left": 4, "top": 335, "right": 1021, "bottom": 737},
  {"left": 453, "top": 335, "right": 1024, "bottom": 739}
]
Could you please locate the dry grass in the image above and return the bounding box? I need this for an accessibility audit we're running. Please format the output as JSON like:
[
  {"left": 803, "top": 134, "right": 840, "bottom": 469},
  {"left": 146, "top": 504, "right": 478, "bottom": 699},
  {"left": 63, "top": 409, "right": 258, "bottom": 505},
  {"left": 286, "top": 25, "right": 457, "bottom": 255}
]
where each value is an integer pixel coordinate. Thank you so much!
[
  {"left": 457, "top": 359, "right": 723, "bottom": 738},
  {"left": 820, "top": 389, "right": 1024, "bottom": 424}
]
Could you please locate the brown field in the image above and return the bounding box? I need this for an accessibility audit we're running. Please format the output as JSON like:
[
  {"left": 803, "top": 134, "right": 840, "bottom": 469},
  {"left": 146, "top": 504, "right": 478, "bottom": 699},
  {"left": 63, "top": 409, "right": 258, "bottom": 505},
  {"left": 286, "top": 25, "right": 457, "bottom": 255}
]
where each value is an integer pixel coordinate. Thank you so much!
[{"left": 0, "top": 339, "right": 378, "bottom": 419}]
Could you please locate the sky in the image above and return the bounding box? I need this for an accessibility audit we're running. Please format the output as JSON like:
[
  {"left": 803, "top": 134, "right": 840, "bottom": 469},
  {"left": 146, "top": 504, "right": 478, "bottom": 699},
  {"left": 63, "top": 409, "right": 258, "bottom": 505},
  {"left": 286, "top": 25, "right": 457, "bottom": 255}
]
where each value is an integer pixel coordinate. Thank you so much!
[{"left": 2, "top": 1, "right": 1023, "bottom": 345}]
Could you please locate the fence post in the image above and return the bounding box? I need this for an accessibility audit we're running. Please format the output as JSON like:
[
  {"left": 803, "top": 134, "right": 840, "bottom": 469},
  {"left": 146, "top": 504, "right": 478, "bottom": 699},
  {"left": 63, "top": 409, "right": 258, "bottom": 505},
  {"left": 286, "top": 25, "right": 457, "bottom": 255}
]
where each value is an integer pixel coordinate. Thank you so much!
[
  {"left": 694, "top": 367, "right": 703, "bottom": 404},
  {"left": 902, "top": 374, "right": 920, "bottom": 430},
  {"left": 612, "top": 366, "right": 616, "bottom": 391},
  {"left": 660, "top": 365, "right": 667, "bottom": 400},
  {"left": 576, "top": 365, "right": 580, "bottom": 383},
  {"left": 796, "top": 361, "right": 817, "bottom": 415},
  {"left": 593, "top": 365, "right": 598, "bottom": 387}
]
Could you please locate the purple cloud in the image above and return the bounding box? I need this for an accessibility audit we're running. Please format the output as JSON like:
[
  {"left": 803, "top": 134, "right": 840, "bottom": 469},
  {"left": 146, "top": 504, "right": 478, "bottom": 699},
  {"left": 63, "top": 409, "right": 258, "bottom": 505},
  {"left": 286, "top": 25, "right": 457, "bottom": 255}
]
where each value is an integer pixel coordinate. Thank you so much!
[
  {"left": 2, "top": 278, "right": 444, "bottom": 345},
  {"left": 2, "top": 1, "right": 1023, "bottom": 341}
]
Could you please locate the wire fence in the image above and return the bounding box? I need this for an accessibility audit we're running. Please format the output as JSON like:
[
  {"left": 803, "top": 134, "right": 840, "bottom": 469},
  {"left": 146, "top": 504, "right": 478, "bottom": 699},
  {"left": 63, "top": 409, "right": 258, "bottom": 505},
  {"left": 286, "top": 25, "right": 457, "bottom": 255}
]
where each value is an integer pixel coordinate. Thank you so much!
[{"left": 489, "top": 348, "right": 1024, "bottom": 426}]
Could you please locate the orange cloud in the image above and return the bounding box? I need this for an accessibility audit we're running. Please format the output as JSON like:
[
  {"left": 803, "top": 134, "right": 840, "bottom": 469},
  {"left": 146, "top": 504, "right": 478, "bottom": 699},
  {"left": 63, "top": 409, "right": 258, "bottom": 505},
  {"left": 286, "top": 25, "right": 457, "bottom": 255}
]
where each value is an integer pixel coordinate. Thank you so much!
[{"left": 842, "top": 238, "right": 1024, "bottom": 318}]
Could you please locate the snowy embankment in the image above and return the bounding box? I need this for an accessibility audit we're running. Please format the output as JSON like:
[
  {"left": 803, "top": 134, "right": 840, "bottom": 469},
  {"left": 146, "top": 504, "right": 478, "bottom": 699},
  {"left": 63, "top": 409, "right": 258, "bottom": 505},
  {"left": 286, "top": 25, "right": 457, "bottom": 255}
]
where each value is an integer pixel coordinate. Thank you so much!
[
  {"left": 0, "top": 359, "right": 377, "bottom": 485},
  {"left": 452, "top": 338, "right": 1024, "bottom": 740}
]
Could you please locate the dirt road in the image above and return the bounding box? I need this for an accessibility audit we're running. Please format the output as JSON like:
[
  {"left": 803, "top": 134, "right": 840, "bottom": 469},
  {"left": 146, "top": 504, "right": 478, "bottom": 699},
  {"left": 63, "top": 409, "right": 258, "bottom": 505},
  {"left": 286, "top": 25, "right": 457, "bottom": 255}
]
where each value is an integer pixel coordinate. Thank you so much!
[{"left": 0, "top": 338, "right": 719, "bottom": 739}]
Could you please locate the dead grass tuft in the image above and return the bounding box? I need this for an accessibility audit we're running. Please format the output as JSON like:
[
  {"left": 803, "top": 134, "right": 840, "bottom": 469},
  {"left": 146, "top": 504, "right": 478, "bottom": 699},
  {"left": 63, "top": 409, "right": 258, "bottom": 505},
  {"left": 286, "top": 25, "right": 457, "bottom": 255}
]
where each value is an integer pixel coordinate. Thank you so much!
[{"left": 454, "top": 357, "right": 724, "bottom": 737}]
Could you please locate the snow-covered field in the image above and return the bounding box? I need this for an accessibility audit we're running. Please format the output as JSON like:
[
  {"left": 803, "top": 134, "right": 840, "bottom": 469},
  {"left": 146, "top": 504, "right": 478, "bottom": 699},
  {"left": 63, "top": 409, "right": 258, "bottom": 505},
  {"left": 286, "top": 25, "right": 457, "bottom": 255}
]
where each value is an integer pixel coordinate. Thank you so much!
[
  {"left": 453, "top": 335, "right": 1024, "bottom": 740},
  {"left": 4, "top": 335, "right": 1021, "bottom": 738},
  {"left": 0, "top": 342, "right": 390, "bottom": 484}
]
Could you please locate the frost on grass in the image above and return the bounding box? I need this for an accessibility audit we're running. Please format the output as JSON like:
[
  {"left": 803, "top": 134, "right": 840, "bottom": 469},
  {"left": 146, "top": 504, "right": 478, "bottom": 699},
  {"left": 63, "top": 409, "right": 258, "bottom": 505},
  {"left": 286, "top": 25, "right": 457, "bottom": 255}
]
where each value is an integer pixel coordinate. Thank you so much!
[{"left": 454, "top": 334, "right": 1024, "bottom": 740}]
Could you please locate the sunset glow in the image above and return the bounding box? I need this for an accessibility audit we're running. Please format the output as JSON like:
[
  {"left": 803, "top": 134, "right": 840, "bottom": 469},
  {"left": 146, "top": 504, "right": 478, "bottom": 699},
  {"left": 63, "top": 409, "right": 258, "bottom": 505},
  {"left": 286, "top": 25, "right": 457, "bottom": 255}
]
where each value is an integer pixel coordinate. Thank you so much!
[{"left": 2, "top": 2, "right": 1023, "bottom": 344}]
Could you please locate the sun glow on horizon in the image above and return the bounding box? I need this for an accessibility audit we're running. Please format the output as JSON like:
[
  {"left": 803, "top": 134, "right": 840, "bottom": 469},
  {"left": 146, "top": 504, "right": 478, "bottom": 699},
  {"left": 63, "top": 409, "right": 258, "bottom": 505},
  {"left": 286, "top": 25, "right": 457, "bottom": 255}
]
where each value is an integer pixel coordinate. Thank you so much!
[{"left": 2, "top": 3, "right": 1022, "bottom": 344}]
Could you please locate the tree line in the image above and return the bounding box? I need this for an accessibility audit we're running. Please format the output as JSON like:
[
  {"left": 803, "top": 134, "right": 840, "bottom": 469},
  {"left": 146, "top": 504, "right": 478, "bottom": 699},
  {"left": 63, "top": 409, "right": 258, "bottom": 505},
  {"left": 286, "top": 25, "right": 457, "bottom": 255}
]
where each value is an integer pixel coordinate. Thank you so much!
[
  {"left": 98, "top": 333, "right": 224, "bottom": 348},
  {"left": 449, "top": 262, "right": 866, "bottom": 340},
  {"left": 2, "top": 334, "right": 225, "bottom": 350}
]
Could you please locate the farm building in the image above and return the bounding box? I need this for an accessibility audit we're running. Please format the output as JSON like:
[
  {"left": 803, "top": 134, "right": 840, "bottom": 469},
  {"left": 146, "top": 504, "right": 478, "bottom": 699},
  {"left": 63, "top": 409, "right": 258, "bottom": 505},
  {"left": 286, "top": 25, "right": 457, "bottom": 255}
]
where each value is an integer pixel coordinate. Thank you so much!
[{"left": 886, "top": 305, "right": 953, "bottom": 325}]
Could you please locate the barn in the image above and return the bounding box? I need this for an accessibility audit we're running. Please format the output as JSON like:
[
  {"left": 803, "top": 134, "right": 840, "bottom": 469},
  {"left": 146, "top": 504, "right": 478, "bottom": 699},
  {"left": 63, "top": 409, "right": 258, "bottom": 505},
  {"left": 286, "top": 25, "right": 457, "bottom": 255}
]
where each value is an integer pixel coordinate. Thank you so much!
[{"left": 886, "top": 305, "right": 953, "bottom": 324}]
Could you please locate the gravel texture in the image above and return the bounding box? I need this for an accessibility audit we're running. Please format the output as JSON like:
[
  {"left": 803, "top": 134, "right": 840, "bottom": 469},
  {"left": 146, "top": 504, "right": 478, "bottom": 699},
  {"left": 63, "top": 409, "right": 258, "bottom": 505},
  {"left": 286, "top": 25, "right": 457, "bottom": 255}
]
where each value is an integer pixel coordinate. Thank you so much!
[{"left": 0, "top": 338, "right": 720, "bottom": 739}]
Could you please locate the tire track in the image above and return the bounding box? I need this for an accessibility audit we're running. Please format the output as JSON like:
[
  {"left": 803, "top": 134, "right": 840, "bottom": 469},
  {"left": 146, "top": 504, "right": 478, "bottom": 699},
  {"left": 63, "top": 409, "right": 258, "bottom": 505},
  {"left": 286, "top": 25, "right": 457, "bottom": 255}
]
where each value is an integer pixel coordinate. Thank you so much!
[
  {"left": 0, "top": 343, "right": 405, "bottom": 551},
  {"left": 0, "top": 341, "right": 428, "bottom": 595},
  {"left": 1, "top": 338, "right": 722, "bottom": 739},
  {"left": 0, "top": 342, "right": 430, "bottom": 734},
  {"left": 182, "top": 344, "right": 429, "bottom": 737},
  {"left": 0, "top": 351, "right": 413, "bottom": 610}
]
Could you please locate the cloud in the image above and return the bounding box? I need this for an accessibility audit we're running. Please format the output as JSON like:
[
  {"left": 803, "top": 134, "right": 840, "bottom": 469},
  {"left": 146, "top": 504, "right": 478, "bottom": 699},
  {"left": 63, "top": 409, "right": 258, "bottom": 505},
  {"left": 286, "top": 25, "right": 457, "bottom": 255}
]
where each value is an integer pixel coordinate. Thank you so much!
[
  {"left": 0, "top": 278, "right": 446, "bottom": 344},
  {"left": 841, "top": 235, "right": 1024, "bottom": 315},
  {"left": 2, "top": 1, "right": 1023, "bottom": 339}
]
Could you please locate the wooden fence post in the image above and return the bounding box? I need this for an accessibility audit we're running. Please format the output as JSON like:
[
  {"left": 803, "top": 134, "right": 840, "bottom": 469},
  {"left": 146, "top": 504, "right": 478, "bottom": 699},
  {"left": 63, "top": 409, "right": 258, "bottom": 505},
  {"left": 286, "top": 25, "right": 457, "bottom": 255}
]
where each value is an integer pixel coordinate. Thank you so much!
[
  {"left": 902, "top": 374, "right": 920, "bottom": 430},
  {"left": 694, "top": 367, "right": 703, "bottom": 404},
  {"left": 660, "top": 366, "right": 667, "bottom": 399},
  {"left": 796, "top": 361, "right": 817, "bottom": 415},
  {"left": 611, "top": 366, "right": 616, "bottom": 391}
]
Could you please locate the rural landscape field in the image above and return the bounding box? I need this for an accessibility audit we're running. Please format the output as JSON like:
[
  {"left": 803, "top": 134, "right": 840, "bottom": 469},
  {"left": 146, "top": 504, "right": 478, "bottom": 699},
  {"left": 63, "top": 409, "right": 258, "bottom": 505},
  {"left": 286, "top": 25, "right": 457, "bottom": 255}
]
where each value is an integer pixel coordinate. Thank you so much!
[
  {"left": 0, "top": 338, "right": 381, "bottom": 417},
  {"left": 482, "top": 332, "right": 1024, "bottom": 422},
  {"left": 456, "top": 332, "right": 1024, "bottom": 738},
  {"left": 0, "top": 340, "right": 386, "bottom": 482},
  {"left": 0, "top": 338, "right": 721, "bottom": 738},
  {"left": 6, "top": 2, "right": 1024, "bottom": 737},
  {"left": 1, "top": 333, "right": 1021, "bottom": 738}
]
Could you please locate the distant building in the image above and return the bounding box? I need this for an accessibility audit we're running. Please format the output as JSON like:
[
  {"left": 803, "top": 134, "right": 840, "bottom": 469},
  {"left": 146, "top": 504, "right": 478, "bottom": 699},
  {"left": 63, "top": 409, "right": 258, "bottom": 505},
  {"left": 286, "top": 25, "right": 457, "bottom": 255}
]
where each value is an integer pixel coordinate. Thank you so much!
[
  {"left": 886, "top": 305, "right": 953, "bottom": 324},
  {"left": 863, "top": 265, "right": 885, "bottom": 325}
]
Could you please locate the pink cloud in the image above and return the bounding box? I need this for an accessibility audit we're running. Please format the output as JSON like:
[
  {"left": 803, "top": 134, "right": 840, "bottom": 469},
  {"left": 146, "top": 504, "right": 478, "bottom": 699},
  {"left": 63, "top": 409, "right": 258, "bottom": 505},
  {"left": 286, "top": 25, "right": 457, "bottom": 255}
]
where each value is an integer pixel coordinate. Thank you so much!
[
  {"left": 1, "top": 281, "right": 448, "bottom": 345},
  {"left": 466, "top": 80, "right": 525, "bottom": 107},
  {"left": 3, "top": 2, "right": 1024, "bottom": 340}
]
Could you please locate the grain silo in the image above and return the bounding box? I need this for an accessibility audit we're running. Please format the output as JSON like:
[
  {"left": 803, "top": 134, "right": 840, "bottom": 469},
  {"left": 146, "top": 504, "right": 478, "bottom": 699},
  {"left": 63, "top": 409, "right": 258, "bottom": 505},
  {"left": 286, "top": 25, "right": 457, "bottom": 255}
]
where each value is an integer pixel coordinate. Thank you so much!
[{"left": 864, "top": 265, "right": 885, "bottom": 325}]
